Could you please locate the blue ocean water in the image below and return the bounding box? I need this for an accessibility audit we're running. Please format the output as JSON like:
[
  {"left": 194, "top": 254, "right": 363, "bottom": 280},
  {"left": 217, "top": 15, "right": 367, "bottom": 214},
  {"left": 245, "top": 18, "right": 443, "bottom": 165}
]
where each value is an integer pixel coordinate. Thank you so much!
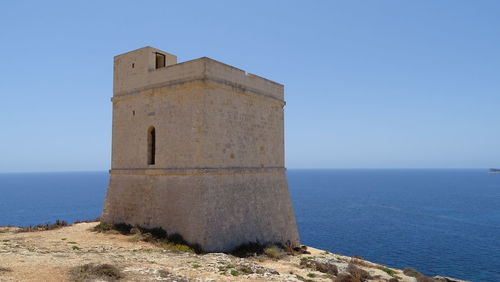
[
  {"left": 289, "top": 169, "right": 500, "bottom": 282},
  {"left": 0, "top": 172, "right": 108, "bottom": 226},
  {"left": 0, "top": 169, "right": 499, "bottom": 281}
]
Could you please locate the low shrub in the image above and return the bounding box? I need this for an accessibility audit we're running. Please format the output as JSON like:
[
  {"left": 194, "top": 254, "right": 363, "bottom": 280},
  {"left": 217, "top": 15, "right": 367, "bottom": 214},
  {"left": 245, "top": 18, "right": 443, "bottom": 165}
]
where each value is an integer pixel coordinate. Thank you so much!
[
  {"left": 231, "top": 241, "right": 308, "bottom": 258},
  {"left": 350, "top": 257, "right": 371, "bottom": 268},
  {"left": 307, "top": 273, "right": 317, "bottom": 278},
  {"left": 416, "top": 276, "right": 435, "bottom": 282},
  {"left": 295, "top": 245, "right": 311, "bottom": 255},
  {"left": 0, "top": 266, "right": 12, "bottom": 272},
  {"left": 300, "top": 257, "right": 338, "bottom": 275},
  {"left": 217, "top": 264, "right": 234, "bottom": 272},
  {"left": 73, "top": 218, "right": 100, "bottom": 224},
  {"left": 403, "top": 267, "right": 422, "bottom": 277},
  {"left": 162, "top": 233, "right": 202, "bottom": 254},
  {"left": 264, "top": 247, "right": 282, "bottom": 259},
  {"left": 401, "top": 267, "right": 433, "bottom": 282},
  {"left": 112, "top": 223, "right": 133, "bottom": 234},
  {"left": 347, "top": 263, "right": 371, "bottom": 281},
  {"left": 300, "top": 256, "right": 313, "bottom": 264},
  {"left": 160, "top": 242, "right": 195, "bottom": 253},
  {"left": 93, "top": 222, "right": 133, "bottom": 235},
  {"left": 17, "top": 220, "right": 68, "bottom": 233},
  {"left": 68, "top": 263, "right": 123, "bottom": 281},
  {"left": 230, "top": 269, "right": 240, "bottom": 276},
  {"left": 379, "top": 267, "right": 397, "bottom": 277},
  {"left": 92, "top": 222, "right": 115, "bottom": 233},
  {"left": 231, "top": 241, "right": 267, "bottom": 257},
  {"left": 335, "top": 273, "right": 361, "bottom": 282},
  {"left": 157, "top": 270, "right": 170, "bottom": 278},
  {"left": 237, "top": 265, "right": 253, "bottom": 274},
  {"left": 218, "top": 263, "right": 257, "bottom": 276},
  {"left": 145, "top": 227, "right": 167, "bottom": 239},
  {"left": 284, "top": 240, "right": 309, "bottom": 255},
  {"left": 92, "top": 222, "right": 202, "bottom": 254}
]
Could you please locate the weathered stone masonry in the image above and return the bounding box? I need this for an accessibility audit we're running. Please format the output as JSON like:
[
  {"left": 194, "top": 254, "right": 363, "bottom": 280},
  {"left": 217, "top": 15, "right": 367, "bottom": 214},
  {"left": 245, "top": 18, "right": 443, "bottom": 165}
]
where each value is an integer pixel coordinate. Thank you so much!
[{"left": 102, "top": 46, "right": 299, "bottom": 252}]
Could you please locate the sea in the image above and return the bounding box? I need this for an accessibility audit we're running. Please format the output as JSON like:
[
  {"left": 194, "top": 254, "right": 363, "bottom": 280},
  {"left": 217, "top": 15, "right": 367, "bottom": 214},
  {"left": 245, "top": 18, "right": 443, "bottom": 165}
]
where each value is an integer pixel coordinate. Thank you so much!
[{"left": 0, "top": 169, "right": 499, "bottom": 281}]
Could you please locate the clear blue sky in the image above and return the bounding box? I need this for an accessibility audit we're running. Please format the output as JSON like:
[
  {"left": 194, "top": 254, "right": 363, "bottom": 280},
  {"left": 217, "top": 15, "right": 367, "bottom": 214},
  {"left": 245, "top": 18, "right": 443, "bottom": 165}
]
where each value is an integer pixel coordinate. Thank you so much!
[{"left": 1, "top": 1, "right": 499, "bottom": 172}]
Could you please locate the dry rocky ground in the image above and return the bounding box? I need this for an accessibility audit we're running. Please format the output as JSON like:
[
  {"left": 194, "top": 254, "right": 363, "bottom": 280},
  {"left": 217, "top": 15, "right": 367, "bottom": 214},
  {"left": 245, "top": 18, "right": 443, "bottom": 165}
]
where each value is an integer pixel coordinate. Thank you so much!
[{"left": 0, "top": 222, "right": 467, "bottom": 282}]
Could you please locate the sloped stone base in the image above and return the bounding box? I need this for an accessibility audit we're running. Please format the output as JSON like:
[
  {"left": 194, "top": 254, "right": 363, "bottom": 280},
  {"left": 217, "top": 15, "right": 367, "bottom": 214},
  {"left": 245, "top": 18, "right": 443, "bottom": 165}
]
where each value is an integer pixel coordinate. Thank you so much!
[{"left": 102, "top": 168, "right": 299, "bottom": 252}]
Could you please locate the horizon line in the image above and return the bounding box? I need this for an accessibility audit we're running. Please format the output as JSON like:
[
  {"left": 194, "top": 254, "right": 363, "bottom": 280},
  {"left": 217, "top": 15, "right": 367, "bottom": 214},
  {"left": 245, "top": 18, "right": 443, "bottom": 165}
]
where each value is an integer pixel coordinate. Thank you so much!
[{"left": 0, "top": 167, "right": 495, "bottom": 174}]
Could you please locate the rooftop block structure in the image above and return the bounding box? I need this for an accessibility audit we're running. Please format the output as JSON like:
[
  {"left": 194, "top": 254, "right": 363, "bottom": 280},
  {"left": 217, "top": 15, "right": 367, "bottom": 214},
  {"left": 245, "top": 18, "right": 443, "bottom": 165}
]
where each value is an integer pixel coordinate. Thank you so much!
[{"left": 101, "top": 46, "right": 299, "bottom": 252}]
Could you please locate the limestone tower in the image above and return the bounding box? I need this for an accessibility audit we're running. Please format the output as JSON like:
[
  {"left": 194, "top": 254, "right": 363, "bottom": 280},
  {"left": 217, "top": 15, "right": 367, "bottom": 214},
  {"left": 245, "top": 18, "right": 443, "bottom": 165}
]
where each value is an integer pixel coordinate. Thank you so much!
[{"left": 102, "top": 46, "right": 299, "bottom": 252}]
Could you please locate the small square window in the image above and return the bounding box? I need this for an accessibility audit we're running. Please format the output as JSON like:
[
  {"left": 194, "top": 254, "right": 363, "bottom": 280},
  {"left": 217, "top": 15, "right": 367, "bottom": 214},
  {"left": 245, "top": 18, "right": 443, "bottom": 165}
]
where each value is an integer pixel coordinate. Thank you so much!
[{"left": 155, "top": 53, "right": 165, "bottom": 69}]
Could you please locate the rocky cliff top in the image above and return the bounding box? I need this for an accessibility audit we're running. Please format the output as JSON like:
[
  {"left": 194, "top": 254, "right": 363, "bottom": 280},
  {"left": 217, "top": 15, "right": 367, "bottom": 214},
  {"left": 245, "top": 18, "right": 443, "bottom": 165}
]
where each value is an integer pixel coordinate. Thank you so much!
[{"left": 0, "top": 222, "right": 467, "bottom": 282}]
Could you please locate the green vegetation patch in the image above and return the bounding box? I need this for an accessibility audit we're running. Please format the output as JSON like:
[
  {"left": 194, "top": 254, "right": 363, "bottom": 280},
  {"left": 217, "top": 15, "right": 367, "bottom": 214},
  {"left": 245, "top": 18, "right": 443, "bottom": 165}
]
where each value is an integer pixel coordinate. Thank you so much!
[
  {"left": 380, "top": 267, "right": 397, "bottom": 277},
  {"left": 264, "top": 247, "right": 282, "bottom": 259},
  {"left": 218, "top": 264, "right": 257, "bottom": 276},
  {"left": 160, "top": 242, "right": 195, "bottom": 253},
  {"left": 218, "top": 264, "right": 235, "bottom": 272}
]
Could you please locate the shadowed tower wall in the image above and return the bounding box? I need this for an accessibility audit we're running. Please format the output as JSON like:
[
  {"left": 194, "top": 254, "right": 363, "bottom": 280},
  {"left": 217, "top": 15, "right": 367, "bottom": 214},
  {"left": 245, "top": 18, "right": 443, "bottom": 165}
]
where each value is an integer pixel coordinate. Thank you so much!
[{"left": 102, "top": 46, "right": 299, "bottom": 252}]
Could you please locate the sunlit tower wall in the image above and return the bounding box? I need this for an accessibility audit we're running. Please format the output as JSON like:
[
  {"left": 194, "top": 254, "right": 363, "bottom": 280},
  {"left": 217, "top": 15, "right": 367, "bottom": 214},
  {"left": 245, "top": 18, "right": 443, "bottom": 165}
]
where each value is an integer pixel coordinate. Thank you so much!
[{"left": 102, "top": 46, "right": 299, "bottom": 252}]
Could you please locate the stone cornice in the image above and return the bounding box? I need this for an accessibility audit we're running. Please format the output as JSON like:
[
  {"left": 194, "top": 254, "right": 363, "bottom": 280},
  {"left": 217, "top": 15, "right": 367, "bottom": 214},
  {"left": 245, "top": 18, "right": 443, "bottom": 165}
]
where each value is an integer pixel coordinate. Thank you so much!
[
  {"left": 111, "top": 75, "right": 286, "bottom": 106},
  {"left": 110, "top": 167, "right": 286, "bottom": 176}
]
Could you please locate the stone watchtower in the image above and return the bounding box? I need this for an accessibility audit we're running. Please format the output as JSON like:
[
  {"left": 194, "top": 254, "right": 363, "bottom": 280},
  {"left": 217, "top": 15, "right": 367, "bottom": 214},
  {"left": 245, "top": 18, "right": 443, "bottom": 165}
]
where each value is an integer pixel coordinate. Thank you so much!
[{"left": 102, "top": 46, "right": 299, "bottom": 252}]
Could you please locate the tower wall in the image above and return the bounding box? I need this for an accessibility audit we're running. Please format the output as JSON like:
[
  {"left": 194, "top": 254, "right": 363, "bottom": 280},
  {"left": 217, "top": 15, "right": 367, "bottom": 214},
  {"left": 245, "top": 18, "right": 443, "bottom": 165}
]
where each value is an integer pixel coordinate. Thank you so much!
[{"left": 102, "top": 47, "right": 299, "bottom": 252}]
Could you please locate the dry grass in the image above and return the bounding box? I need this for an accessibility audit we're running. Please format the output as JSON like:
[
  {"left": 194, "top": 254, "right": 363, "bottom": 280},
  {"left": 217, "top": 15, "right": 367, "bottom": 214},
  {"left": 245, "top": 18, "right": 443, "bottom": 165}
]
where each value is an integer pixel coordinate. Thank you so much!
[
  {"left": 73, "top": 218, "right": 100, "bottom": 224},
  {"left": 0, "top": 266, "right": 13, "bottom": 272},
  {"left": 17, "top": 220, "right": 68, "bottom": 233},
  {"left": 299, "top": 256, "right": 338, "bottom": 275},
  {"left": 349, "top": 257, "right": 372, "bottom": 268},
  {"left": 68, "top": 263, "right": 123, "bottom": 281}
]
